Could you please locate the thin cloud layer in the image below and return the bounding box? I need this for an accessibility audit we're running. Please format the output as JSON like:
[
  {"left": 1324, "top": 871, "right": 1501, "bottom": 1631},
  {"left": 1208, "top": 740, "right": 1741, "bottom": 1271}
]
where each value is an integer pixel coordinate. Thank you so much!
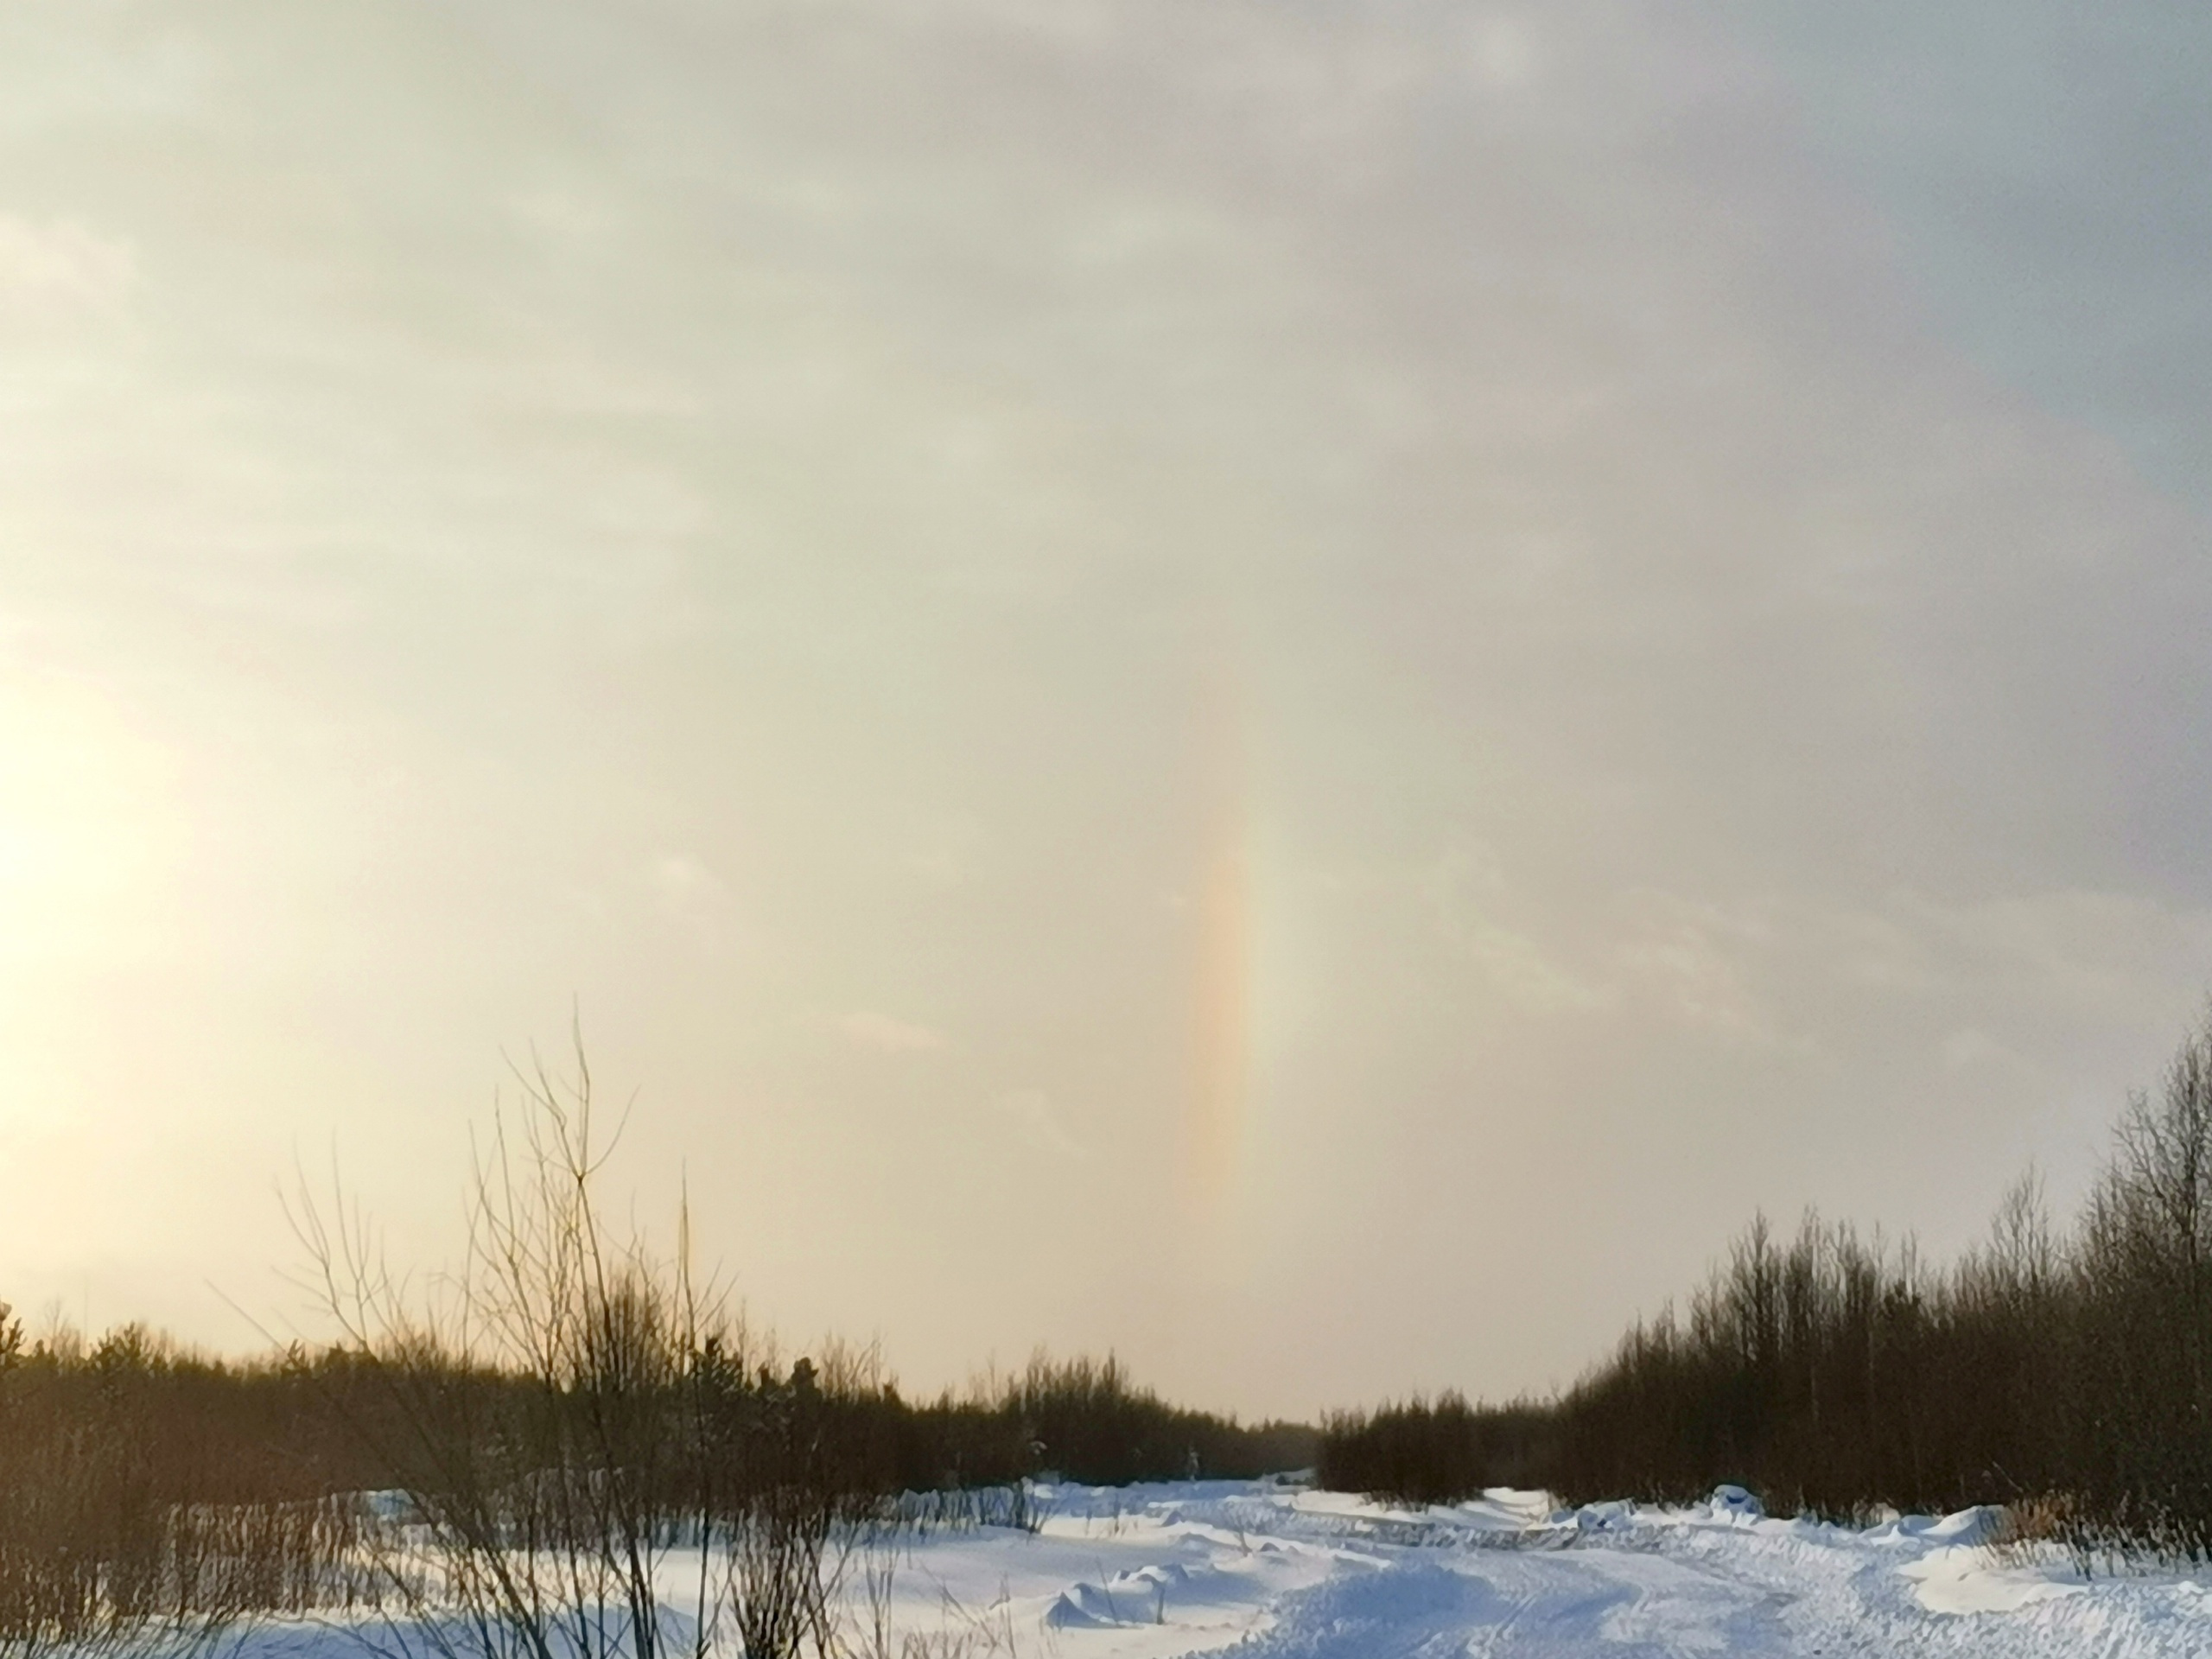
[{"left": 0, "top": 0, "right": 2205, "bottom": 1415}]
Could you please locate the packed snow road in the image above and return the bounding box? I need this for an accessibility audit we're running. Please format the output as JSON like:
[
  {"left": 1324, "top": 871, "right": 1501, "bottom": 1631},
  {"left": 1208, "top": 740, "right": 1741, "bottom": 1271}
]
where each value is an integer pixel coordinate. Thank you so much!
[
  {"left": 1222, "top": 1546, "right": 1801, "bottom": 1656},
  {"left": 845, "top": 1480, "right": 2212, "bottom": 1658}
]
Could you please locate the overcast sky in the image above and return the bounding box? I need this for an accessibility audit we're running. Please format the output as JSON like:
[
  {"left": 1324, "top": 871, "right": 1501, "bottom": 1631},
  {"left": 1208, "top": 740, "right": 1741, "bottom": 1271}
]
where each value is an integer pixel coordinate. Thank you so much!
[{"left": 3, "top": 1, "right": 2209, "bottom": 1418}]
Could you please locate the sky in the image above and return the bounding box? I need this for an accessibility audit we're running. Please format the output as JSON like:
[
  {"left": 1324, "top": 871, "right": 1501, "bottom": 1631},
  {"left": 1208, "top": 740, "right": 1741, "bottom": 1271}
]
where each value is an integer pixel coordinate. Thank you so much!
[{"left": 2, "top": 0, "right": 2209, "bottom": 1421}]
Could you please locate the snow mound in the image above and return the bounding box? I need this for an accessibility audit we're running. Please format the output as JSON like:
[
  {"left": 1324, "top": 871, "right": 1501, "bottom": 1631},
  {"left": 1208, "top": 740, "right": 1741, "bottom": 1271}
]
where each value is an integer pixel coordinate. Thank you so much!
[
  {"left": 1702, "top": 1484, "right": 1764, "bottom": 1524},
  {"left": 1923, "top": 1503, "right": 2002, "bottom": 1544},
  {"left": 1045, "top": 1581, "right": 1134, "bottom": 1628},
  {"left": 1901, "top": 1542, "right": 2083, "bottom": 1615},
  {"left": 1574, "top": 1498, "right": 1638, "bottom": 1534},
  {"left": 1114, "top": 1561, "right": 1188, "bottom": 1588}
]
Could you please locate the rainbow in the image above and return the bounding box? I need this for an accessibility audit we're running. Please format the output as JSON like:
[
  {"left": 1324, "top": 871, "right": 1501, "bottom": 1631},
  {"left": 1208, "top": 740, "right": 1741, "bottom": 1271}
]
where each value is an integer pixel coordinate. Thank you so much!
[{"left": 1182, "top": 664, "right": 1250, "bottom": 1230}]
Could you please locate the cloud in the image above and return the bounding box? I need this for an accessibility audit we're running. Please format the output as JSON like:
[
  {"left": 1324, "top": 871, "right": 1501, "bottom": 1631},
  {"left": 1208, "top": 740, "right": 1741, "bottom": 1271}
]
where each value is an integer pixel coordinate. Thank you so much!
[
  {"left": 1466, "top": 12, "right": 1541, "bottom": 90},
  {"left": 1421, "top": 846, "right": 1611, "bottom": 1014},
  {"left": 1942, "top": 1027, "right": 2031, "bottom": 1076},
  {"left": 995, "top": 1089, "right": 1090, "bottom": 1160},
  {"left": 1613, "top": 899, "right": 1784, "bottom": 1048},
  {"left": 838, "top": 1011, "right": 950, "bottom": 1053},
  {"left": 3, "top": 0, "right": 2210, "bottom": 1413},
  {"left": 650, "top": 855, "right": 727, "bottom": 915},
  {"left": 1460, "top": 923, "right": 1613, "bottom": 1015},
  {"left": 0, "top": 215, "right": 132, "bottom": 315}
]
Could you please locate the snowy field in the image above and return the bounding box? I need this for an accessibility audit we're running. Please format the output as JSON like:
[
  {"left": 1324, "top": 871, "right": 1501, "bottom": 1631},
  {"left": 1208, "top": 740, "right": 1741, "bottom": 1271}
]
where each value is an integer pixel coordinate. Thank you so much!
[{"left": 219, "top": 1478, "right": 2212, "bottom": 1659}]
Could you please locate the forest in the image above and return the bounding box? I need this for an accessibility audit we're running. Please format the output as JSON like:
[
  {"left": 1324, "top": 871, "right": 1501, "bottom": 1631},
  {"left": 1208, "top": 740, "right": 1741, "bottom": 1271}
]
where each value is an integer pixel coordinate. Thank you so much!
[{"left": 1320, "top": 1008, "right": 2212, "bottom": 1566}]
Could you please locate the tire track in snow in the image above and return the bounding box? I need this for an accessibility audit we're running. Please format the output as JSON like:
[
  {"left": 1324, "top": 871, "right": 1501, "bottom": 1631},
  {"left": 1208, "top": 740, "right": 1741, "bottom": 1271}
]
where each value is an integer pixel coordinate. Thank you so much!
[{"left": 1222, "top": 1544, "right": 1796, "bottom": 1657}]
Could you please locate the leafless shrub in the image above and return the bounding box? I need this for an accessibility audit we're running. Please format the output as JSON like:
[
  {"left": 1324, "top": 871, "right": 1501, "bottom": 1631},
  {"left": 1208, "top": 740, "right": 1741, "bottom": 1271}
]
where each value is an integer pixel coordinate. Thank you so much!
[
  {"left": 885, "top": 1587, "right": 1023, "bottom": 1659},
  {"left": 290, "top": 1036, "right": 842, "bottom": 1659}
]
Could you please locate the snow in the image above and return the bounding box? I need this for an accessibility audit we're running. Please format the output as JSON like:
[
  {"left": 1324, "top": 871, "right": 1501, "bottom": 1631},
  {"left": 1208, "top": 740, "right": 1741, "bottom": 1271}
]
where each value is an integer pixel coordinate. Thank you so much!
[
  {"left": 1898, "top": 1543, "right": 2082, "bottom": 1617},
  {"left": 213, "top": 1479, "right": 2212, "bottom": 1658}
]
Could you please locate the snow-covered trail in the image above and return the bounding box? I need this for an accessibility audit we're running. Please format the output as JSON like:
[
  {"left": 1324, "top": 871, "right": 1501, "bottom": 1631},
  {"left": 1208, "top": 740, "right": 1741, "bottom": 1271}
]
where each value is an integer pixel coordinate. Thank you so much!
[
  {"left": 210, "top": 1480, "right": 2212, "bottom": 1659},
  {"left": 955, "top": 1481, "right": 2212, "bottom": 1658},
  {"left": 1227, "top": 1548, "right": 1796, "bottom": 1656}
]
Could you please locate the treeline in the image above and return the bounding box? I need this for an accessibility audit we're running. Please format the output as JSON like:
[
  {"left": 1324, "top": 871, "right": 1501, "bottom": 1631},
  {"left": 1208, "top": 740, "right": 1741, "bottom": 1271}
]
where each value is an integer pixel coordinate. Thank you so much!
[
  {"left": 1320, "top": 1007, "right": 2212, "bottom": 1562},
  {"left": 0, "top": 1323, "right": 1306, "bottom": 1650},
  {"left": 0, "top": 1056, "right": 1310, "bottom": 1659},
  {"left": 0, "top": 1324, "right": 1308, "bottom": 1520},
  {"left": 1316, "top": 1395, "right": 1550, "bottom": 1507}
]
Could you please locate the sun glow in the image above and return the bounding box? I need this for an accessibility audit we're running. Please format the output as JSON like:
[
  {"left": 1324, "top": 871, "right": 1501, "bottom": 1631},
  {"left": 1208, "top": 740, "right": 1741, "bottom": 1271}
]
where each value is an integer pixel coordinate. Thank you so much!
[{"left": 0, "top": 672, "right": 177, "bottom": 970}]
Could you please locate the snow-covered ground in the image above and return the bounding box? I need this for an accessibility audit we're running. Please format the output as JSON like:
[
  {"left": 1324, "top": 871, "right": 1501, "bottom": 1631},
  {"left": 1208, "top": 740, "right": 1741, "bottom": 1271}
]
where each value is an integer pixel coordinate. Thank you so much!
[
  {"left": 240, "top": 1479, "right": 2212, "bottom": 1658},
  {"left": 829, "top": 1480, "right": 2211, "bottom": 1657}
]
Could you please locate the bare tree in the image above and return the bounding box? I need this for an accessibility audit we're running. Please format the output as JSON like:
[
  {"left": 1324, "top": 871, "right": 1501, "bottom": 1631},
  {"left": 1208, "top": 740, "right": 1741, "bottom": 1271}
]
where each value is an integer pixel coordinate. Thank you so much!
[{"left": 290, "top": 1035, "right": 852, "bottom": 1659}]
